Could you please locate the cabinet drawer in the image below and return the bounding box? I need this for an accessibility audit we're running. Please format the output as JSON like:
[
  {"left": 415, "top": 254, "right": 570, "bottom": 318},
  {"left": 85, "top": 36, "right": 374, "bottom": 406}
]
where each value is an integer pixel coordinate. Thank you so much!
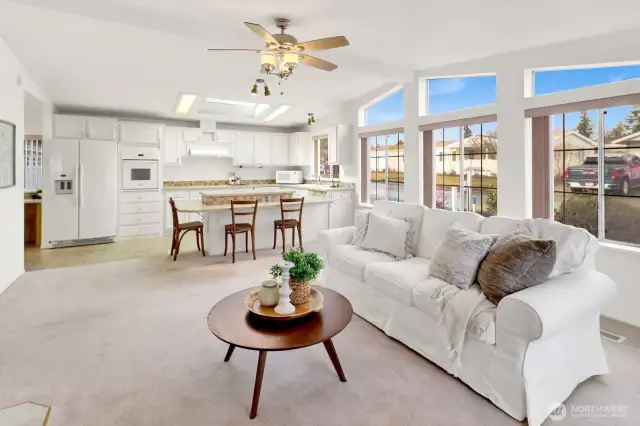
[
  {"left": 118, "top": 223, "right": 162, "bottom": 237},
  {"left": 330, "top": 191, "right": 352, "bottom": 201},
  {"left": 120, "top": 202, "right": 162, "bottom": 214},
  {"left": 119, "top": 212, "right": 161, "bottom": 226},
  {"left": 164, "top": 191, "right": 190, "bottom": 199},
  {"left": 119, "top": 145, "right": 158, "bottom": 159},
  {"left": 121, "top": 191, "right": 162, "bottom": 203}
]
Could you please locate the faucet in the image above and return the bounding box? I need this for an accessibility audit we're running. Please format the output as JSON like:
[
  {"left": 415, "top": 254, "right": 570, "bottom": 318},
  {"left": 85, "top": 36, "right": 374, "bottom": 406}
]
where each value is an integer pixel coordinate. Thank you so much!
[{"left": 311, "top": 174, "right": 322, "bottom": 184}]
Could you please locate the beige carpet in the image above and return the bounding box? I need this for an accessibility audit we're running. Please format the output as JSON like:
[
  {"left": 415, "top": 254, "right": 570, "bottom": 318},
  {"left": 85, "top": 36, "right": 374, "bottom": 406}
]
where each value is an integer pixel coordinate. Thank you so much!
[{"left": 1, "top": 253, "right": 639, "bottom": 426}]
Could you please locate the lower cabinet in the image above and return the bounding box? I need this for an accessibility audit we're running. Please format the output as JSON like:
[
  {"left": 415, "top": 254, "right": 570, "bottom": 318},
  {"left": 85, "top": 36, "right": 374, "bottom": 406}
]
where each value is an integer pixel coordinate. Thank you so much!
[
  {"left": 118, "top": 191, "right": 164, "bottom": 238},
  {"left": 328, "top": 200, "right": 353, "bottom": 229}
]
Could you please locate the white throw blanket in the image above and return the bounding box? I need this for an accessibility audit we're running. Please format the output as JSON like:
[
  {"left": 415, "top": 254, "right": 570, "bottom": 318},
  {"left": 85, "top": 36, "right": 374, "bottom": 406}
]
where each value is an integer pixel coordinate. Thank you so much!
[{"left": 433, "top": 283, "right": 495, "bottom": 376}]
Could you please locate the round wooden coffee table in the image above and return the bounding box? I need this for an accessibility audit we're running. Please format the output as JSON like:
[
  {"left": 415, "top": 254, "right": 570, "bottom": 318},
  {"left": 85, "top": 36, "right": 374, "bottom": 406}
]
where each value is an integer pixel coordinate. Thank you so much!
[{"left": 207, "top": 286, "right": 353, "bottom": 419}]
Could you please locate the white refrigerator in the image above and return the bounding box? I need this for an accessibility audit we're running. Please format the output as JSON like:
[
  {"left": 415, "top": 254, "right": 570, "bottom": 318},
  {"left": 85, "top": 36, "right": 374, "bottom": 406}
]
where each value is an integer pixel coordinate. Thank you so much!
[{"left": 47, "top": 139, "right": 118, "bottom": 247}]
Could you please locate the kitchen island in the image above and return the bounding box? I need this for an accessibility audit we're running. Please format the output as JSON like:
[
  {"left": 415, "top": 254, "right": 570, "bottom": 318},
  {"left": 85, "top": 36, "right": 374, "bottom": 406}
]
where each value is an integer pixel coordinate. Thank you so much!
[{"left": 173, "top": 197, "right": 331, "bottom": 256}]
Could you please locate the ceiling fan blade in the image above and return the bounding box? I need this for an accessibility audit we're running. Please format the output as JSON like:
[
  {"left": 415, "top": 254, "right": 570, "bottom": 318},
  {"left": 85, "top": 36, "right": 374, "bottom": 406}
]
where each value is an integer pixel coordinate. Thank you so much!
[
  {"left": 244, "top": 22, "right": 279, "bottom": 46},
  {"left": 207, "top": 48, "right": 261, "bottom": 53},
  {"left": 299, "top": 54, "right": 338, "bottom": 71},
  {"left": 297, "top": 36, "right": 349, "bottom": 51}
]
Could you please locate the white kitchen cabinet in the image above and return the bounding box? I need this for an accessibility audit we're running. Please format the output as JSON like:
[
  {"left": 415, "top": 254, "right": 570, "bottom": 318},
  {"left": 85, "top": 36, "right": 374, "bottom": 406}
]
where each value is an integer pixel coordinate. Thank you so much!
[
  {"left": 163, "top": 127, "right": 182, "bottom": 165},
  {"left": 120, "top": 122, "right": 164, "bottom": 145},
  {"left": 53, "top": 115, "right": 87, "bottom": 139},
  {"left": 253, "top": 133, "right": 272, "bottom": 165},
  {"left": 327, "top": 124, "right": 351, "bottom": 165},
  {"left": 329, "top": 199, "right": 353, "bottom": 229},
  {"left": 53, "top": 115, "right": 118, "bottom": 140},
  {"left": 288, "top": 132, "right": 312, "bottom": 166},
  {"left": 215, "top": 130, "right": 236, "bottom": 144},
  {"left": 270, "top": 134, "right": 289, "bottom": 165},
  {"left": 183, "top": 128, "right": 201, "bottom": 142},
  {"left": 86, "top": 118, "right": 118, "bottom": 140},
  {"left": 234, "top": 132, "right": 255, "bottom": 164}
]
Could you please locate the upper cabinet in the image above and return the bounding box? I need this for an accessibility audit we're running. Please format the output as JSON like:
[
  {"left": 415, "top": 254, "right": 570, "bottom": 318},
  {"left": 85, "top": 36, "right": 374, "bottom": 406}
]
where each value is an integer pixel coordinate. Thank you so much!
[
  {"left": 327, "top": 124, "right": 351, "bottom": 165},
  {"left": 270, "top": 134, "right": 289, "bottom": 165},
  {"left": 163, "top": 127, "right": 182, "bottom": 165},
  {"left": 183, "top": 128, "right": 201, "bottom": 143},
  {"left": 120, "top": 122, "right": 164, "bottom": 145},
  {"left": 253, "top": 133, "right": 272, "bottom": 165},
  {"left": 233, "top": 132, "right": 255, "bottom": 164},
  {"left": 288, "top": 132, "right": 312, "bottom": 166},
  {"left": 53, "top": 115, "right": 117, "bottom": 141},
  {"left": 215, "top": 130, "right": 236, "bottom": 144}
]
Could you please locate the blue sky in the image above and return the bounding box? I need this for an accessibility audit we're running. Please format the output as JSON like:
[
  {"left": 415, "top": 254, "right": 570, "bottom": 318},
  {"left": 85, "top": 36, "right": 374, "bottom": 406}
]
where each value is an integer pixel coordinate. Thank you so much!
[{"left": 365, "top": 65, "right": 640, "bottom": 142}]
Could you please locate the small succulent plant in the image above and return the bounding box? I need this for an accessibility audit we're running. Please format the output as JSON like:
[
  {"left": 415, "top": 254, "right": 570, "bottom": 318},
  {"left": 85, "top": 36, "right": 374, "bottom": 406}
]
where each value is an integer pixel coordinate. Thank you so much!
[{"left": 270, "top": 249, "right": 324, "bottom": 282}]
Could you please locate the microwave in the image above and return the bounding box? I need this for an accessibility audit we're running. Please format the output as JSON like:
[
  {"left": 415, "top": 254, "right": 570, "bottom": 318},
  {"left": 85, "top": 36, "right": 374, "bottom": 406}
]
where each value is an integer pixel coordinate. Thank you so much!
[{"left": 276, "top": 170, "right": 304, "bottom": 184}]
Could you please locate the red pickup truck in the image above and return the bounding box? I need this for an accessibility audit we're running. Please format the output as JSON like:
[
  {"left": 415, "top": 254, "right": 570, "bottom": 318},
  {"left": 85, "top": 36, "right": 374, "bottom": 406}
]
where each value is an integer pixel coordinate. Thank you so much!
[{"left": 565, "top": 153, "right": 640, "bottom": 195}]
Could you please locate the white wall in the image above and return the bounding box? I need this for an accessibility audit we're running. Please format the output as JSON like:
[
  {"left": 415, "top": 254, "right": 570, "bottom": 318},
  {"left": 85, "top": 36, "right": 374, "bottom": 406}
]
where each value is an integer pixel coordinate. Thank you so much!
[
  {"left": 163, "top": 156, "right": 302, "bottom": 182},
  {"left": 0, "top": 36, "right": 50, "bottom": 295},
  {"left": 316, "top": 26, "right": 640, "bottom": 326}
]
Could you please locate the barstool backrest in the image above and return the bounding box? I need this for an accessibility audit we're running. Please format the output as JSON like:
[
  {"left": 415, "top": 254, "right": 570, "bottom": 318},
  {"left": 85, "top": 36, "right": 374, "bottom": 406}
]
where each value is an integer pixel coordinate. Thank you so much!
[
  {"left": 280, "top": 197, "right": 304, "bottom": 224},
  {"left": 230, "top": 200, "right": 259, "bottom": 231}
]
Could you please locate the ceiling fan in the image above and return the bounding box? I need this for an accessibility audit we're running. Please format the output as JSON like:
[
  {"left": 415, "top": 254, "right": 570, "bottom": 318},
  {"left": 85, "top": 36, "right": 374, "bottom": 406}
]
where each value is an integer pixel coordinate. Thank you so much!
[{"left": 207, "top": 18, "right": 350, "bottom": 80}]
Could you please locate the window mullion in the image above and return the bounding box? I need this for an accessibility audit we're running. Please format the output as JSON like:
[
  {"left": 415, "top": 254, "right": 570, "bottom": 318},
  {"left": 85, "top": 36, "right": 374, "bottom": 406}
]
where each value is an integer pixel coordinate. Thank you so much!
[
  {"left": 459, "top": 126, "right": 465, "bottom": 212},
  {"left": 597, "top": 109, "right": 605, "bottom": 240},
  {"left": 384, "top": 135, "right": 389, "bottom": 200}
]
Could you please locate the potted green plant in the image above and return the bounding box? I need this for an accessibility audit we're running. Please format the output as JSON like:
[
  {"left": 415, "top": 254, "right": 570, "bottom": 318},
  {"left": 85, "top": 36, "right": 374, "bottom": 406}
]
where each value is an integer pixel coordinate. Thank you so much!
[{"left": 270, "top": 249, "right": 324, "bottom": 305}]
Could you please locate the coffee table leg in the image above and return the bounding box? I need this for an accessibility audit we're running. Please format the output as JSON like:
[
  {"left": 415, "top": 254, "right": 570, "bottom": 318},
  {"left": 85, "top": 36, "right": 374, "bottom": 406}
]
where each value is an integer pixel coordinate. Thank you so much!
[
  {"left": 224, "top": 344, "right": 236, "bottom": 362},
  {"left": 323, "top": 339, "right": 347, "bottom": 382},
  {"left": 250, "top": 350, "right": 267, "bottom": 419}
]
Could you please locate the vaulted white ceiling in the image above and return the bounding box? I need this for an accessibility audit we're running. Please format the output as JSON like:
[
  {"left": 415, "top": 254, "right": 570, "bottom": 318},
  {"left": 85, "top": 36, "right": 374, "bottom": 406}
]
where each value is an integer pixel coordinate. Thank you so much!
[{"left": 1, "top": 0, "right": 638, "bottom": 126}]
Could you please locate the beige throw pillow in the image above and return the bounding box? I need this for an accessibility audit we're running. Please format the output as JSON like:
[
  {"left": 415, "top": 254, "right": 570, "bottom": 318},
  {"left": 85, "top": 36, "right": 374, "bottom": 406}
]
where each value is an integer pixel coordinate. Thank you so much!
[
  {"left": 477, "top": 231, "right": 556, "bottom": 305},
  {"left": 428, "top": 225, "right": 495, "bottom": 290}
]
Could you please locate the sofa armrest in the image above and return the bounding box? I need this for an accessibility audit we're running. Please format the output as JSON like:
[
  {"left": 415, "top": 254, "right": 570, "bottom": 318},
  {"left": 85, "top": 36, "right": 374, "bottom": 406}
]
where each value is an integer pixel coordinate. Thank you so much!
[
  {"left": 496, "top": 271, "right": 617, "bottom": 342},
  {"left": 318, "top": 227, "right": 355, "bottom": 257}
]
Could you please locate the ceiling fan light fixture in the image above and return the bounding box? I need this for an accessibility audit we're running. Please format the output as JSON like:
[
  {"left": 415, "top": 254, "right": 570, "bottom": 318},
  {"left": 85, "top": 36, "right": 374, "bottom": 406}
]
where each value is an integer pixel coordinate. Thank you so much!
[
  {"left": 283, "top": 52, "right": 299, "bottom": 68},
  {"left": 260, "top": 54, "right": 276, "bottom": 73}
]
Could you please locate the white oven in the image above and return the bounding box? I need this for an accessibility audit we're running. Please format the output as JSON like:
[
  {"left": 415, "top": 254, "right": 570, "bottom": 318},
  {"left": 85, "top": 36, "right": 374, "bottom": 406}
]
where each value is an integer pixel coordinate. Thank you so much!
[{"left": 121, "top": 147, "right": 159, "bottom": 191}]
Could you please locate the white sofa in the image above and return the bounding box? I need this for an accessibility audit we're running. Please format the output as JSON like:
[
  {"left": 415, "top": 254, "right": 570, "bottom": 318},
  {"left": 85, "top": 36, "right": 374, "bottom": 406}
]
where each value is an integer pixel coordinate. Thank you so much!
[{"left": 317, "top": 201, "right": 617, "bottom": 426}]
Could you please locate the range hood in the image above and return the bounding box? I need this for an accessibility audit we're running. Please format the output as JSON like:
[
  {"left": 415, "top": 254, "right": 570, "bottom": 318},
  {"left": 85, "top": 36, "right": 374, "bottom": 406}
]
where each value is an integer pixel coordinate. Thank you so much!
[{"left": 188, "top": 143, "right": 231, "bottom": 157}]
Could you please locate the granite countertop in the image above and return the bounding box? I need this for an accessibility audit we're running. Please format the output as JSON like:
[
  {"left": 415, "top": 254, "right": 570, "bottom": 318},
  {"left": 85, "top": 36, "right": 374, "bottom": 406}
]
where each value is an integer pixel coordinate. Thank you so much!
[
  {"left": 279, "top": 184, "right": 355, "bottom": 192},
  {"left": 24, "top": 199, "right": 42, "bottom": 204},
  {"left": 173, "top": 196, "right": 330, "bottom": 213}
]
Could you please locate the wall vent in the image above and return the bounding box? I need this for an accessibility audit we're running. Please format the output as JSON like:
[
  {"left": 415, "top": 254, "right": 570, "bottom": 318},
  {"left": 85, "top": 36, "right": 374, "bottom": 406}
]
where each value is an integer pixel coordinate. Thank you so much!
[{"left": 600, "top": 329, "right": 626, "bottom": 343}]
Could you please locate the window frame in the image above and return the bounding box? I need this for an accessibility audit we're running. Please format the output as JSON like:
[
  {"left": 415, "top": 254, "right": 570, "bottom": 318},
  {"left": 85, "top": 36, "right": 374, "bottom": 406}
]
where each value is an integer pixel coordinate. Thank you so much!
[
  {"left": 314, "top": 138, "right": 340, "bottom": 180},
  {"left": 363, "top": 131, "right": 405, "bottom": 204}
]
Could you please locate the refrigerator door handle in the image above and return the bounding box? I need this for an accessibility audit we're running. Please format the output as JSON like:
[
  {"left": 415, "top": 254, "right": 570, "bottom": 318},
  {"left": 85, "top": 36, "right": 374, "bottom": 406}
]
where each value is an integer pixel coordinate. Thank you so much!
[{"left": 79, "top": 163, "right": 84, "bottom": 208}]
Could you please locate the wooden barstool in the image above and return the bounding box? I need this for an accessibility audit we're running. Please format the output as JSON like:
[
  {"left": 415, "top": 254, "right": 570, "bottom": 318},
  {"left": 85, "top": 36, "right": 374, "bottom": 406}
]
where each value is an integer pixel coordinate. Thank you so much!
[
  {"left": 224, "top": 200, "right": 258, "bottom": 263},
  {"left": 169, "top": 197, "right": 205, "bottom": 261},
  {"left": 273, "top": 197, "right": 305, "bottom": 253}
]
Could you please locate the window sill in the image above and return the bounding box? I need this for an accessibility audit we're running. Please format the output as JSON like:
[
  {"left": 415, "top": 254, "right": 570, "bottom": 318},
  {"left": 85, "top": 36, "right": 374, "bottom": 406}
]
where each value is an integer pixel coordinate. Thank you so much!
[
  {"left": 600, "top": 241, "right": 640, "bottom": 255},
  {"left": 358, "top": 203, "right": 374, "bottom": 209}
]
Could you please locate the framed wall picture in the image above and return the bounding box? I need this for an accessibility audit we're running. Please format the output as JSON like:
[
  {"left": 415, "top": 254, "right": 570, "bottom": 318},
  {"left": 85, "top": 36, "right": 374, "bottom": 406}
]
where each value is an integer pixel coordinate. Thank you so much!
[{"left": 0, "top": 119, "right": 16, "bottom": 189}]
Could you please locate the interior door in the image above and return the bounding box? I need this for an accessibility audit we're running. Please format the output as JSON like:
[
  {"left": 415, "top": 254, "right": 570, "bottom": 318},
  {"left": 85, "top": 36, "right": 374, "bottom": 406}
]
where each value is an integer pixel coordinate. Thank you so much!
[
  {"left": 47, "top": 139, "right": 80, "bottom": 242},
  {"left": 79, "top": 139, "right": 118, "bottom": 239}
]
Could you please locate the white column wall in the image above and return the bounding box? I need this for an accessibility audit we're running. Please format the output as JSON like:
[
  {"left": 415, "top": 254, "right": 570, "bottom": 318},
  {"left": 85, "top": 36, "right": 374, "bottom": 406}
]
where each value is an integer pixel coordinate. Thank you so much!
[{"left": 401, "top": 80, "right": 420, "bottom": 203}]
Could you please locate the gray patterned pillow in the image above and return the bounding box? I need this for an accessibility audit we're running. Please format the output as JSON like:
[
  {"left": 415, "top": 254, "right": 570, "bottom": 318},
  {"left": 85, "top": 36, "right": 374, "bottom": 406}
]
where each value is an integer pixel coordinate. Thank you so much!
[
  {"left": 429, "top": 225, "right": 495, "bottom": 290},
  {"left": 477, "top": 231, "right": 556, "bottom": 304},
  {"left": 351, "top": 210, "right": 370, "bottom": 246}
]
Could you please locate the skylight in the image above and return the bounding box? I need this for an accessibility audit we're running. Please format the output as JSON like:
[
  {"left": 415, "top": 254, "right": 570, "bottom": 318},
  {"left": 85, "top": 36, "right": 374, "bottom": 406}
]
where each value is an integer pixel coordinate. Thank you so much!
[
  {"left": 263, "top": 105, "right": 291, "bottom": 122},
  {"left": 175, "top": 94, "right": 197, "bottom": 115},
  {"left": 205, "top": 98, "right": 258, "bottom": 107}
]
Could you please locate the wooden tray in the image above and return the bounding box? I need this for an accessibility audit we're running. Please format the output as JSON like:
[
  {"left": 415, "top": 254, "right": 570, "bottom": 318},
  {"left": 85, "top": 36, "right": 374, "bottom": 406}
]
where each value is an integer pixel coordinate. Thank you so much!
[{"left": 245, "top": 288, "right": 324, "bottom": 321}]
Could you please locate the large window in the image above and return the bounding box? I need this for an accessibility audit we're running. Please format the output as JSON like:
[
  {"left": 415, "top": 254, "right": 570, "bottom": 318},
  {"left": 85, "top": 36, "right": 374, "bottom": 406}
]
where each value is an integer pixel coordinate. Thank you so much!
[
  {"left": 369, "top": 133, "right": 404, "bottom": 203},
  {"left": 427, "top": 76, "right": 497, "bottom": 114},
  {"left": 553, "top": 104, "right": 640, "bottom": 245},
  {"left": 534, "top": 65, "right": 640, "bottom": 96},
  {"left": 316, "top": 138, "right": 340, "bottom": 179},
  {"left": 435, "top": 123, "right": 498, "bottom": 216},
  {"left": 363, "top": 89, "right": 404, "bottom": 126}
]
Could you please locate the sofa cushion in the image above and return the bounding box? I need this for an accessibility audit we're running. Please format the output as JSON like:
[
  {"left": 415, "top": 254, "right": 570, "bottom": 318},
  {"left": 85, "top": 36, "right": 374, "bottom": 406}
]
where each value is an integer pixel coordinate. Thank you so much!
[
  {"left": 360, "top": 212, "right": 412, "bottom": 259},
  {"left": 373, "top": 200, "right": 426, "bottom": 255},
  {"left": 480, "top": 216, "right": 526, "bottom": 235},
  {"left": 328, "top": 244, "right": 396, "bottom": 282},
  {"left": 412, "top": 277, "right": 449, "bottom": 318},
  {"left": 351, "top": 210, "right": 370, "bottom": 246},
  {"left": 364, "top": 257, "right": 431, "bottom": 306},
  {"left": 415, "top": 209, "right": 485, "bottom": 259}
]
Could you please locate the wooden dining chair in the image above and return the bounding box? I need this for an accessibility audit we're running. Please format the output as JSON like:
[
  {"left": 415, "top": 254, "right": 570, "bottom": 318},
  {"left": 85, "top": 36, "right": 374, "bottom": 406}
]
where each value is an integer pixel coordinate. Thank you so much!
[
  {"left": 169, "top": 197, "right": 205, "bottom": 261},
  {"left": 224, "top": 200, "right": 259, "bottom": 263},
  {"left": 273, "top": 197, "right": 305, "bottom": 253}
]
